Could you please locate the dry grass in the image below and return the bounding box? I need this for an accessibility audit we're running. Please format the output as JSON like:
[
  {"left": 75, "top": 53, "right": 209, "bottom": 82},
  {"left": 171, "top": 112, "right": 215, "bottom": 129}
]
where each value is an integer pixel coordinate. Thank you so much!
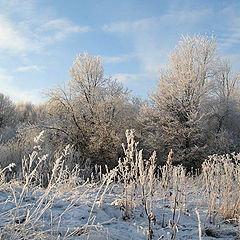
[
  {"left": 202, "top": 153, "right": 240, "bottom": 225},
  {"left": 0, "top": 129, "right": 239, "bottom": 239}
]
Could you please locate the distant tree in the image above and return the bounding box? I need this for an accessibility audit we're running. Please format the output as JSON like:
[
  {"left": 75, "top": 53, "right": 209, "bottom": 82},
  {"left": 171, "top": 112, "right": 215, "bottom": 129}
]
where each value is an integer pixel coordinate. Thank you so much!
[
  {"left": 15, "top": 102, "right": 37, "bottom": 124},
  {"left": 210, "top": 59, "right": 240, "bottom": 132},
  {"left": 206, "top": 58, "right": 240, "bottom": 154},
  {"left": 0, "top": 93, "right": 16, "bottom": 128}
]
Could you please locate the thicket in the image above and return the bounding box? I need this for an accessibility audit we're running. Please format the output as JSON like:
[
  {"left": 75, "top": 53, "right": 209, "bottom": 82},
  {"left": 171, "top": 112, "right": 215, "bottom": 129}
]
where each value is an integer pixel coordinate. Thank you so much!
[{"left": 0, "top": 35, "right": 240, "bottom": 179}]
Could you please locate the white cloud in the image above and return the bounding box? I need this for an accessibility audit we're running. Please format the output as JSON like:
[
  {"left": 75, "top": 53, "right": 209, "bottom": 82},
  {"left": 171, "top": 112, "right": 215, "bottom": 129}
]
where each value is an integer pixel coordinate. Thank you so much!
[
  {"left": 15, "top": 65, "right": 40, "bottom": 72},
  {"left": 0, "top": 12, "right": 90, "bottom": 54},
  {"left": 0, "top": 68, "right": 43, "bottom": 103},
  {"left": 0, "top": 1, "right": 91, "bottom": 103},
  {"left": 0, "top": 15, "right": 28, "bottom": 53},
  {"left": 41, "top": 18, "right": 90, "bottom": 41}
]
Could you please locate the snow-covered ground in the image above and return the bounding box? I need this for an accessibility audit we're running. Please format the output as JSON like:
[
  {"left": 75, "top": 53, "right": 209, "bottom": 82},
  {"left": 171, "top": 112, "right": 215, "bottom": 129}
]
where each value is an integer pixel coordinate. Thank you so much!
[{"left": 0, "top": 179, "right": 239, "bottom": 240}]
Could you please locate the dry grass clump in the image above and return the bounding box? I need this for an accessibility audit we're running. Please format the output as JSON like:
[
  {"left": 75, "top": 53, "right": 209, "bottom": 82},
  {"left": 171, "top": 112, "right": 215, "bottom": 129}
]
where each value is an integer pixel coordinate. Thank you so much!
[
  {"left": 118, "top": 129, "right": 138, "bottom": 219},
  {"left": 0, "top": 132, "right": 90, "bottom": 240},
  {"left": 138, "top": 150, "right": 157, "bottom": 240},
  {"left": 118, "top": 130, "right": 187, "bottom": 240},
  {"left": 117, "top": 129, "right": 157, "bottom": 239},
  {"left": 0, "top": 163, "right": 15, "bottom": 185},
  {"left": 0, "top": 133, "right": 58, "bottom": 239},
  {"left": 202, "top": 153, "right": 240, "bottom": 227},
  {"left": 159, "top": 150, "right": 186, "bottom": 240}
]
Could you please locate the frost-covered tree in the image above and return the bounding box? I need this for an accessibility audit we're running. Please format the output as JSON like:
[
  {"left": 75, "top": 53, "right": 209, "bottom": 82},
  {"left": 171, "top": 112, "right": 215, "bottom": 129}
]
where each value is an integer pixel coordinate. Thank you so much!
[
  {"left": 140, "top": 35, "right": 240, "bottom": 168},
  {"left": 151, "top": 35, "right": 217, "bottom": 167},
  {"left": 45, "top": 52, "right": 137, "bottom": 167}
]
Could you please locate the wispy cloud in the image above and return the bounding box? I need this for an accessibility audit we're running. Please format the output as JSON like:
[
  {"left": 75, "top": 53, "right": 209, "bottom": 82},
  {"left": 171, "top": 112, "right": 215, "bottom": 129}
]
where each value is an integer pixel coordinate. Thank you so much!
[
  {"left": 40, "top": 18, "right": 90, "bottom": 41},
  {"left": 0, "top": 1, "right": 91, "bottom": 103},
  {"left": 102, "top": 17, "right": 156, "bottom": 33},
  {"left": 102, "top": 7, "right": 213, "bottom": 94},
  {"left": 102, "top": 9, "right": 211, "bottom": 33},
  {"left": 0, "top": 14, "right": 28, "bottom": 53},
  {"left": 0, "top": 8, "right": 90, "bottom": 55},
  {"left": 218, "top": 17, "right": 240, "bottom": 50},
  {"left": 15, "top": 65, "right": 41, "bottom": 72},
  {"left": 103, "top": 8, "right": 212, "bottom": 78}
]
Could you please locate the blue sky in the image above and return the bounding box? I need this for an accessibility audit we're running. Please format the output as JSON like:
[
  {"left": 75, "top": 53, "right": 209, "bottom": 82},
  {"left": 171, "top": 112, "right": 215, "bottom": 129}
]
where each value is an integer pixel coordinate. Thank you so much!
[{"left": 0, "top": 0, "right": 240, "bottom": 103}]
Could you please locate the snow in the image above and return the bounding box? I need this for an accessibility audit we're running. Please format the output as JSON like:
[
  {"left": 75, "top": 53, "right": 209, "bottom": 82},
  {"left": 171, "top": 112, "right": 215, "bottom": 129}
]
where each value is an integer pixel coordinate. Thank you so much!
[{"left": 0, "top": 179, "right": 238, "bottom": 240}]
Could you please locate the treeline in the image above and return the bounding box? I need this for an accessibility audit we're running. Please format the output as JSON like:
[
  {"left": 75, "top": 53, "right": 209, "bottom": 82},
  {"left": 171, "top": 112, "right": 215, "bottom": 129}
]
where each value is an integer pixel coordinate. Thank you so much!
[{"left": 1, "top": 35, "right": 240, "bottom": 178}]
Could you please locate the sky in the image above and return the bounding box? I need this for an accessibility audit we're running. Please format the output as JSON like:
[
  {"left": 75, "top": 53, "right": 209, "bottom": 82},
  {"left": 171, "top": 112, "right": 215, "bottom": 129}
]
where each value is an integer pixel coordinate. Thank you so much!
[{"left": 0, "top": 0, "right": 240, "bottom": 103}]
